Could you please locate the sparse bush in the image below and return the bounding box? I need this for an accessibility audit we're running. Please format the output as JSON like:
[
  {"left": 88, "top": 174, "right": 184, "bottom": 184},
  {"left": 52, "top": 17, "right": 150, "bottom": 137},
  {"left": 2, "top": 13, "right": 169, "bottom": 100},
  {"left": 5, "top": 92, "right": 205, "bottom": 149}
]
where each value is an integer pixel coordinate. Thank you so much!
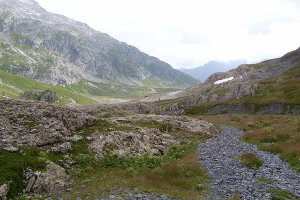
[
  {"left": 264, "top": 127, "right": 274, "bottom": 133},
  {"left": 237, "top": 152, "right": 263, "bottom": 170},
  {"left": 247, "top": 122, "right": 255, "bottom": 127},
  {"left": 75, "top": 153, "right": 95, "bottom": 168},
  {"left": 259, "top": 121, "right": 272, "bottom": 127},
  {"left": 124, "top": 167, "right": 135, "bottom": 177}
]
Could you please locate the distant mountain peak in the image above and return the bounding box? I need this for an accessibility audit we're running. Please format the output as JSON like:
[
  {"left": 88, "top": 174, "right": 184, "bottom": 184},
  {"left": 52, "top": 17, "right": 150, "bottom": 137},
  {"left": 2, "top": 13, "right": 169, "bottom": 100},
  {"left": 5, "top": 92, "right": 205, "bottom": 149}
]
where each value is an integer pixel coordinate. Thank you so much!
[{"left": 179, "top": 60, "right": 247, "bottom": 82}]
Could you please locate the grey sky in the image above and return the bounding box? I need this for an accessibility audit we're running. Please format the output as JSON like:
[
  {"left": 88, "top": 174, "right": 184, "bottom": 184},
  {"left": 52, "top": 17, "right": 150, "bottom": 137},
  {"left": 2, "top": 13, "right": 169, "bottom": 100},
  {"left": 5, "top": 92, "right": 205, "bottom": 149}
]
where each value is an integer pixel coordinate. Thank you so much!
[{"left": 35, "top": 0, "right": 300, "bottom": 69}]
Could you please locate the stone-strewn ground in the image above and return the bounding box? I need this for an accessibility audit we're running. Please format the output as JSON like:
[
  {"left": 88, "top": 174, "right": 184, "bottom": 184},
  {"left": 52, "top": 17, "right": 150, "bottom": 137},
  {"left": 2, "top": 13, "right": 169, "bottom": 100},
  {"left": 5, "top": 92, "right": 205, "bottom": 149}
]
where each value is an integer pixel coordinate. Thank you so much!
[{"left": 198, "top": 126, "right": 300, "bottom": 200}]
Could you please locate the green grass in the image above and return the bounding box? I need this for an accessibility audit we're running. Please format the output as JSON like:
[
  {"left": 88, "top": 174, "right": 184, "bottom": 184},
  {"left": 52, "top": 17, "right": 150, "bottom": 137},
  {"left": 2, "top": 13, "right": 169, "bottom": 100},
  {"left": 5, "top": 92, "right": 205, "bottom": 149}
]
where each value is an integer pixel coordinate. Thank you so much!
[
  {"left": 67, "top": 79, "right": 181, "bottom": 98},
  {"left": 0, "top": 70, "right": 98, "bottom": 105},
  {"left": 56, "top": 143, "right": 209, "bottom": 200}
]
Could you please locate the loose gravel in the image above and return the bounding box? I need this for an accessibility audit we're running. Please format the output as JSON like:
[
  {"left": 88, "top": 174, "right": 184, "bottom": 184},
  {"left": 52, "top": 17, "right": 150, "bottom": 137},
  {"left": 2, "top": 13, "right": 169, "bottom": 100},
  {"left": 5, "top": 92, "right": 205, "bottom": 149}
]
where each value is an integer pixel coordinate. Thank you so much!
[{"left": 198, "top": 126, "right": 300, "bottom": 200}]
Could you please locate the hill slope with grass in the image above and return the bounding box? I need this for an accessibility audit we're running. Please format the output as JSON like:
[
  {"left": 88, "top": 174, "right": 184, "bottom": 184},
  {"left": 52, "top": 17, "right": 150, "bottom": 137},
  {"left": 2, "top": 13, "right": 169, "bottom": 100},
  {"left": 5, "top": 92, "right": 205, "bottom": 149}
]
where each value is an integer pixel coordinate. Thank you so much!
[{"left": 0, "top": 69, "right": 184, "bottom": 104}]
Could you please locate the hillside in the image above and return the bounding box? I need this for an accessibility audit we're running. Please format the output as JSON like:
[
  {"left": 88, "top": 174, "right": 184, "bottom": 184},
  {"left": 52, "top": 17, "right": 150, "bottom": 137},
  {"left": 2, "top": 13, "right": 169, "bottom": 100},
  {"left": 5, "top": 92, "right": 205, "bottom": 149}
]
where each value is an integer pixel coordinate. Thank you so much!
[
  {"left": 143, "top": 47, "right": 300, "bottom": 114},
  {"left": 0, "top": 69, "right": 184, "bottom": 104},
  {"left": 180, "top": 60, "right": 246, "bottom": 82},
  {"left": 0, "top": 0, "right": 198, "bottom": 90}
]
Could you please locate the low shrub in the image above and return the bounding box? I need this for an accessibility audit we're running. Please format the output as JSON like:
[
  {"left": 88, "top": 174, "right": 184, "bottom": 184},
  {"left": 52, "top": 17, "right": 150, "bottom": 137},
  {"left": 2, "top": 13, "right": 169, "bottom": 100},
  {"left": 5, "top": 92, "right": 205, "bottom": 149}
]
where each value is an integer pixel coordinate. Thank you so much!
[{"left": 236, "top": 152, "right": 263, "bottom": 170}]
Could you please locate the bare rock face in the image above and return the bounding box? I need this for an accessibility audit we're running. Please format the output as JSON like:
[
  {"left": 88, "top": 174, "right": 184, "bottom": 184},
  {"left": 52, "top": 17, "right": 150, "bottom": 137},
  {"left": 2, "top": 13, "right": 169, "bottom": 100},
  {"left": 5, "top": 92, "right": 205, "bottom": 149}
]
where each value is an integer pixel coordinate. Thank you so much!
[
  {"left": 24, "top": 162, "right": 69, "bottom": 194},
  {"left": 0, "top": 184, "right": 9, "bottom": 200},
  {"left": 90, "top": 129, "right": 178, "bottom": 159}
]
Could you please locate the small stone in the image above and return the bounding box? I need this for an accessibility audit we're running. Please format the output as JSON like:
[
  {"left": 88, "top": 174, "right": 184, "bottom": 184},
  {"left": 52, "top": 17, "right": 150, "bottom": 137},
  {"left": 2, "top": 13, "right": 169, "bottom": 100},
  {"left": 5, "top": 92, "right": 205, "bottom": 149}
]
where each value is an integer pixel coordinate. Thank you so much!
[
  {"left": 0, "top": 184, "right": 9, "bottom": 200},
  {"left": 3, "top": 146, "right": 19, "bottom": 152}
]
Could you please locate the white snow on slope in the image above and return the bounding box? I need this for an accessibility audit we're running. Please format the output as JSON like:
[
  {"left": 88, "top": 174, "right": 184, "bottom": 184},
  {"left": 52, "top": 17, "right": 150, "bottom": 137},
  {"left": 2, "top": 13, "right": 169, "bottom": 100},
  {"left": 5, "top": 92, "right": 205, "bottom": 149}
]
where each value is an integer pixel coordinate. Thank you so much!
[{"left": 214, "top": 77, "right": 234, "bottom": 84}]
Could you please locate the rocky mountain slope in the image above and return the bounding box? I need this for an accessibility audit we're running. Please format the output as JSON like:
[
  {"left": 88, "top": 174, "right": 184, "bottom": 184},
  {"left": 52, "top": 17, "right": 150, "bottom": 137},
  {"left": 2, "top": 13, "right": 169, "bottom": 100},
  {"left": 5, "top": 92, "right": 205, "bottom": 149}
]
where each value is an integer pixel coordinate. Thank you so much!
[
  {"left": 180, "top": 60, "right": 246, "bottom": 82},
  {"left": 143, "top": 47, "right": 300, "bottom": 114},
  {"left": 0, "top": 0, "right": 198, "bottom": 89}
]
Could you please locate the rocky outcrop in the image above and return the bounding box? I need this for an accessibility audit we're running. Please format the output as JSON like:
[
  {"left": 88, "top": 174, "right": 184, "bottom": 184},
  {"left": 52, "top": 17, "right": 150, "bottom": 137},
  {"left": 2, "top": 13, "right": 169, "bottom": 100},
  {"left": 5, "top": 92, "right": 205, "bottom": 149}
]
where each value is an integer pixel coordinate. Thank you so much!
[
  {"left": 90, "top": 129, "right": 178, "bottom": 159},
  {"left": 24, "top": 162, "right": 69, "bottom": 194},
  {"left": 0, "top": 99, "right": 95, "bottom": 147},
  {"left": 110, "top": 114, "right": 218, "bottom": 136},
  {"left": 90, "top": 114, "right": 218, "bottom": 159},
  {"left": 19, "top": 90, "right": 58, "bottom": 103}
]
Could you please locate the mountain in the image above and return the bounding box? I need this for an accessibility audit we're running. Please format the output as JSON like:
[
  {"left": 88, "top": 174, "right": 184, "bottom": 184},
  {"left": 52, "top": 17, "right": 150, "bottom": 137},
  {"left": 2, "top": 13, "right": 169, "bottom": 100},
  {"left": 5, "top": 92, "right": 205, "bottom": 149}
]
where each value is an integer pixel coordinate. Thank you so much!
[
  {"left": 179, "top": 60, "right": 246, "bottom": 82},
  {"left": 143, "top": 47, "right": 300, "bottom": 114},
  {"left": 0, "top": 0, "right": 198, "bottom": 91}
]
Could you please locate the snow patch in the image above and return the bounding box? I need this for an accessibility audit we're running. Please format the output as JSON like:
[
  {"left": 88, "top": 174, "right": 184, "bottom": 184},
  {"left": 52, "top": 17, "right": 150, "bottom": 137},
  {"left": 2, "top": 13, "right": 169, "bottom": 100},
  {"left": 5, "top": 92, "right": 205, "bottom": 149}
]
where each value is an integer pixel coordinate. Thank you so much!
[{"left": 214, "top": 77, "right": 234, "bottom": 85}]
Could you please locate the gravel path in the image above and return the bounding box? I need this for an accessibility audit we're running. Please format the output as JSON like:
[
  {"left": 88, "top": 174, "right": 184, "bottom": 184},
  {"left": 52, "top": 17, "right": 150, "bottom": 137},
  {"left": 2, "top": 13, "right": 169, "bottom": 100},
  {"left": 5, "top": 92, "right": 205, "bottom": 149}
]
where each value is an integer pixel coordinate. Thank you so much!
[{"left": 198, "top": 126, "right": 300, "bottom": 200}]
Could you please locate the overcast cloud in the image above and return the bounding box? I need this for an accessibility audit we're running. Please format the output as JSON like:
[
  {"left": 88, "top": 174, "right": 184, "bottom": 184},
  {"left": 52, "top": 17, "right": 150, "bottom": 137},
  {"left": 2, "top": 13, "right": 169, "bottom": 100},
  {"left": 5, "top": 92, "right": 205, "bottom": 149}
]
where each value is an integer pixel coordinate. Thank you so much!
[{"left": 35, "top": 0, "right": 300, "bottom": 69}]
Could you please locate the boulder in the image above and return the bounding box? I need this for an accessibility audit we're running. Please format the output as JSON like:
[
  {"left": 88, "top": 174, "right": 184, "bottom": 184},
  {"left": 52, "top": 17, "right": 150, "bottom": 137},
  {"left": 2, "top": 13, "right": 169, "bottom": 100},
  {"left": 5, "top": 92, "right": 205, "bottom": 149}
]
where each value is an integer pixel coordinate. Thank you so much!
[
  {"left": 24, "top": 162, "right": 68, "bottom": 194},
  {"left": 50, "top": 142, "right": 72, "bottom": 153}
]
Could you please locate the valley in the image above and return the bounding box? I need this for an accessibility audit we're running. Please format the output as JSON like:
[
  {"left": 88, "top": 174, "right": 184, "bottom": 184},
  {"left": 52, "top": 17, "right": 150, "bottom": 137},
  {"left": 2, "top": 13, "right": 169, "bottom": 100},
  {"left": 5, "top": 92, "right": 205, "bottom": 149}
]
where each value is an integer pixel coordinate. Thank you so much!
[{"left": 0, "top": 0, "right": 300, "bottom": 200}]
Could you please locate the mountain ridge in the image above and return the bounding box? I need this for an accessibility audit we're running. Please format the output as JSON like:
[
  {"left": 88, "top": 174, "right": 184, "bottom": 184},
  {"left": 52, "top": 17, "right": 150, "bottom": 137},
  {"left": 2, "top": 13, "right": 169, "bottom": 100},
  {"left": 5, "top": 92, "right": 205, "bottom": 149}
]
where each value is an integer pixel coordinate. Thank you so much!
[
  {"left": 179, "top": 60, "right": 246, "bottom": 82},
  {"left": 0, "top": 0, "right": 198, "bottom": 88}
]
